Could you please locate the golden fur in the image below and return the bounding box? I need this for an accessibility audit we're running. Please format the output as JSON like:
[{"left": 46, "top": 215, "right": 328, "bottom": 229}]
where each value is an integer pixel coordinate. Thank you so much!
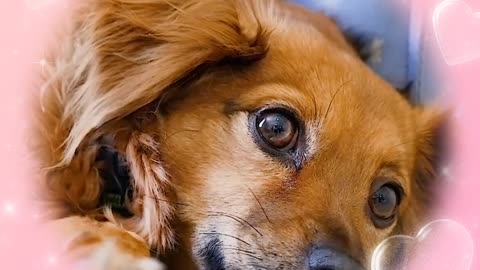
[{"left": 33, "top": 0, "right": 445, "bottom": 269}]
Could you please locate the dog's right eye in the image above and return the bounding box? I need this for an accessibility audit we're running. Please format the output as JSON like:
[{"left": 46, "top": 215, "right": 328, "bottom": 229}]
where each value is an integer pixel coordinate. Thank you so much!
[{"left": 255, "top": 109, "right": 299, "bottom": 151}]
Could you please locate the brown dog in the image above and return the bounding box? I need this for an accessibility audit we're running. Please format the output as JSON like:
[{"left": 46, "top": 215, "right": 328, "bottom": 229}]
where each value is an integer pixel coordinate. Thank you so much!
[{"left": 33, "top": 0, "right": 445, "bottom": 269}]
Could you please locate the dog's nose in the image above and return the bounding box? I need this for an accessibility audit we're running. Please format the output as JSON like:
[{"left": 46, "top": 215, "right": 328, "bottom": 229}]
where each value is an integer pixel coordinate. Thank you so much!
[{"left": 307, "top": 246, "right": 361, "bottom": 270}]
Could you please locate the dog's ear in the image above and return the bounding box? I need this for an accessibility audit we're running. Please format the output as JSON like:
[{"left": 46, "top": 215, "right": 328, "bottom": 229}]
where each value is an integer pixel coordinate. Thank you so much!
[
  {"left": 35, "top": 0, "right": 269, "bottom": 251},
  {"left": 413, "top": 107, "right": 448, "bottom": 207},
  {"left": 398, "top": 107, "right": 448, "bottom": 233},
  {"left": 61, "top": 0, "right": 269, "bottom": 164}
]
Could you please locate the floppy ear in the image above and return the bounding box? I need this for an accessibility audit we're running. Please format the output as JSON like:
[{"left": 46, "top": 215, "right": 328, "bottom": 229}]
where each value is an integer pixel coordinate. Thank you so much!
[
  {"left": 412, "top": 107, "right": 448, "bottom": 208},
  {"left": 35, "top": 0, "right": 269, "bottom": 251},
  {"left": 397, "top": 107, "right": 448, "bottom": 233}
]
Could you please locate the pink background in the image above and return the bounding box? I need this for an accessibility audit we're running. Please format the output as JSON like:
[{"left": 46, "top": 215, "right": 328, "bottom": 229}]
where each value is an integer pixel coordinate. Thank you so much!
[{"left": 0, "top": 0, "right": 478, "bottom": 269}]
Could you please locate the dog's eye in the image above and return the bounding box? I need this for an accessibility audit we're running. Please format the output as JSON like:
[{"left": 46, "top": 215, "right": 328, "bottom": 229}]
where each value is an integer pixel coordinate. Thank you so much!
[
  {"left": 255, "top": 110, "right": 299, "bottom": 150},
  {"left": 368, "top": 184, "right": 401, "bottom": 228}
]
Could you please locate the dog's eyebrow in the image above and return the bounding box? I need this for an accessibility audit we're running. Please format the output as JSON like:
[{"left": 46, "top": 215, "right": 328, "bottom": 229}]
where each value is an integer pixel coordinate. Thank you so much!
[{"left": 375, "top": 161, "right": 406, "bottom": 183}]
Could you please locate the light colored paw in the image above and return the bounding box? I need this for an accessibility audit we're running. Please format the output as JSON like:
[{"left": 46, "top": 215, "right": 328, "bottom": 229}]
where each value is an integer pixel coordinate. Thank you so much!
[{"left": 72, "top": 240, "right": 165, "bottom": 270}]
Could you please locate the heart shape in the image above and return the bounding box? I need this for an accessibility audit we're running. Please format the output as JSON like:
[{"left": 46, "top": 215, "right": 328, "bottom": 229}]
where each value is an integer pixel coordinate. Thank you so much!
[
  {"left": 433, "top": 0, "right": 480, "bottom": 65},
  {"left": 371, "top": 219, "right": 474, "bottom": 270}
]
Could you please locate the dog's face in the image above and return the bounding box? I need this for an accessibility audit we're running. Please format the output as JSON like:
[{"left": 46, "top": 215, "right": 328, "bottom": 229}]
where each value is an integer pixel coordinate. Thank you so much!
[
  {"left": 37, "top": 0, "right": 445, "bottom": 269},
  {"left": 159, "top": 34, "right": 438, "bottom": 270},
  {"left": 155, "top": 5, "right": 442, "bottom": 270}
]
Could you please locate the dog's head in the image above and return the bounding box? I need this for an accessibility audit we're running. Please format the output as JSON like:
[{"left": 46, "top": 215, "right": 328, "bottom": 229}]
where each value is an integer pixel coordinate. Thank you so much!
[{"left": 36, "top": 0, "right": 446, "bottom": 269}]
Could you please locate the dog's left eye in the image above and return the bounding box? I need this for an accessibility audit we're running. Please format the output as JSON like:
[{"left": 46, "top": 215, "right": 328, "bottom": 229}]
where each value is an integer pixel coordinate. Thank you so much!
[
  {"left": 368, "top": 183, "right": 403, "bottom": 228},
  {"left": 255, "top": 109, "right": 299, "bottom": 151}
]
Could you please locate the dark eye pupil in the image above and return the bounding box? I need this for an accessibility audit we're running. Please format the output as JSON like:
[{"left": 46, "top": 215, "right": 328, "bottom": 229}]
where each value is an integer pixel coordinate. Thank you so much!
[
  {"left": 375, "top": 194, "right": 386, "bottom": 204},
  {"left": 370, "top": 185, "right": 398, "bottom": 219},
  {"left": 272, "top": 122, "right": 283, "bottom": 135},
  {"left": 257, "top": 112, "right": 297, "bottom": 149}
]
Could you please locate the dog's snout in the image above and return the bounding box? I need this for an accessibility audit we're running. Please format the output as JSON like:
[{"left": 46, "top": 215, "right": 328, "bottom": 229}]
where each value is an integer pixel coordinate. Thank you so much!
[{"left": 307, "top": 246, "right": 361, "bottom": 270}]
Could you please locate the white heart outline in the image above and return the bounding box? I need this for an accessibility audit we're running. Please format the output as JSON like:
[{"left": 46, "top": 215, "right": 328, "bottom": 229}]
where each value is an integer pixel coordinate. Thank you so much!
[
  {"left": 371, "top": 219, "right": 474, "bottom": 270},
  {"left": 433, "top": 0, "right": 480, "bottom": 66},
  {"left": 371, "top": 234, "right": 415, "bottom": 270}
]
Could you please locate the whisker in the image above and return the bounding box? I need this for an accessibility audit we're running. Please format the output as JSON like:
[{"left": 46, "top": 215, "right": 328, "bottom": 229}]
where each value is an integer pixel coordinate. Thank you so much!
[
  {"left": 199, "top": 232, "right": 252, "bottom": 246},
  {"left": 137, "top": 194, "right": 264, "bottom": 238},
  {"left": 137, "top": 195, "right": 264, "bottom": 239},
  {"left": 140, "top": 194, "right": 189, "bottom": 207},
  {"left": 307, "top": 86, "right": 320, "bottom": 118},
  {"left": 208, "top": 211, "right": 263, "bottom": 237},
  {"left": 222, "top": 249, "right": 264, "bottom": 261},
  {"left": 222, "top": 245, "right": 258, "bottom": 255},
  {"left": 322, "top": 79, "right": 352, "bottom": 122},
  {"left": 245, "top": 185, "right": 272, "bottom": 224}
]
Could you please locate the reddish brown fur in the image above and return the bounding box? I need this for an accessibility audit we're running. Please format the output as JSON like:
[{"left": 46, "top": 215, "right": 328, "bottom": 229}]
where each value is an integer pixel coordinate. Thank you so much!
[{"left": 32, "top": 0, "right": 444, "bottom": 269}]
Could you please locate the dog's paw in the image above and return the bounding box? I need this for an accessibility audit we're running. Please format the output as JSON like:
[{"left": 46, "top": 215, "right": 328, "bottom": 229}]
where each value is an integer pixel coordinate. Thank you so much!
[
  {"left": 46, "top": 216, "right": 165, "bottom": 270},
  {"left": 71, "top": 240, "right": 165, "bottom": 270}
]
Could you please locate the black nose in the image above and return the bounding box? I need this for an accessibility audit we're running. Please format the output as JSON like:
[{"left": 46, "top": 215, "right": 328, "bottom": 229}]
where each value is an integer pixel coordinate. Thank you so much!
[{"left": 307, "top": 246, "right": 361, "bottom": 270}]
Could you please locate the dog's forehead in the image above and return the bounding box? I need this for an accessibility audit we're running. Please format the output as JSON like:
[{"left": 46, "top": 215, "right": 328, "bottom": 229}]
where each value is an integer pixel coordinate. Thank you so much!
[
  {"left": 257, "top": 26, "right": 405, "bottom": 104},
  {"left": 241, "top": 34, "right": 413, "bottom": 134}
]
